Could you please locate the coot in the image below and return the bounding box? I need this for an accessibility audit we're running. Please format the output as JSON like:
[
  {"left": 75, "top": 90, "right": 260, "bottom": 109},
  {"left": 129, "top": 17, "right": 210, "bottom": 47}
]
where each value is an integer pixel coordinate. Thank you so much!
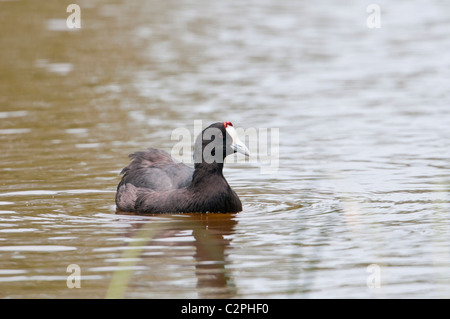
[{"left": 115, "top": 122, "right": 250, "bottom": 214}]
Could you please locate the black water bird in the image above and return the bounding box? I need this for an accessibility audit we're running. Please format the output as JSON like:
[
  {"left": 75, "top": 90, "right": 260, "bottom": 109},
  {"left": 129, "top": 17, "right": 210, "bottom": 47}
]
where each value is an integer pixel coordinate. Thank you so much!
[{"left": 115, "top": 122, "right": 250, "bottom": 214}]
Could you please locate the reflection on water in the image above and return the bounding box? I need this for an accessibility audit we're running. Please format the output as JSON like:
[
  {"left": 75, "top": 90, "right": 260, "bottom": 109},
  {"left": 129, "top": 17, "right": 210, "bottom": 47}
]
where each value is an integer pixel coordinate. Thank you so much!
[
  {"left": 107, "top": 213, "right": 237, "bottom": 298},
  {"left": 1, "top": 0, "right": 450, "bottom": 298}
]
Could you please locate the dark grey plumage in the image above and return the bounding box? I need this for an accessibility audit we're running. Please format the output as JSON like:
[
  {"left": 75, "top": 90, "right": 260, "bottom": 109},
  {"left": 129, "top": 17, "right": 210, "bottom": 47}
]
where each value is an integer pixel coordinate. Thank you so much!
[
  {"left": 118, "top": 148, "right": 193, "bottom": 191},
  {"left": 115, "top": 122, "right": 245, "bottom": 214}
]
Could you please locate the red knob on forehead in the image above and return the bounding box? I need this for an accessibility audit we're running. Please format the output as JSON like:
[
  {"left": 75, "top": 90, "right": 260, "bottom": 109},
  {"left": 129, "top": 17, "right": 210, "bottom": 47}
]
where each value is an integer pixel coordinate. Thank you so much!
[{"left": 222, "top": 121, "right": 233, "bottom": 128}]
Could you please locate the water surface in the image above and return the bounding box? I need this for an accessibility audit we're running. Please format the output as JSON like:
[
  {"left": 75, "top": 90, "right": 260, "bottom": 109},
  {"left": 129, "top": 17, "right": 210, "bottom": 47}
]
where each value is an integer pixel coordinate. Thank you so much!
[{"left": 1, "top": 0, "right": 450, "bottom": 298}]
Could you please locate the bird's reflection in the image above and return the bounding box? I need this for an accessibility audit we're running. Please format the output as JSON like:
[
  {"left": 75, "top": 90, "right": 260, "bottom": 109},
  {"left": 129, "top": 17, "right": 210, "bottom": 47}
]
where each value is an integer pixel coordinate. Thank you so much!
[{"left": 113, "top": 212, "right": 238, "bottom": 298}]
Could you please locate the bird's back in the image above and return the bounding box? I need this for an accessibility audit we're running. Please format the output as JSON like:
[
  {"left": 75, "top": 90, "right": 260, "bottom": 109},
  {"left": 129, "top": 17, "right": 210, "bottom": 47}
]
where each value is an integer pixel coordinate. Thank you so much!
[
  {"left": 118, "top": 148, "right": 193, "bottom": 191},
  {"left": 115, "top": 148, "right": 194, "bottom": 212}
]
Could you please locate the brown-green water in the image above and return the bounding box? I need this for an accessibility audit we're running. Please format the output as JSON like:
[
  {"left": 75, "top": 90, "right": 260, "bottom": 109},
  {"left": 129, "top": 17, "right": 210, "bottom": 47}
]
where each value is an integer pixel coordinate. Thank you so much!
[{"left": 1, "top": 0, "right": 450, "bottom": 298}]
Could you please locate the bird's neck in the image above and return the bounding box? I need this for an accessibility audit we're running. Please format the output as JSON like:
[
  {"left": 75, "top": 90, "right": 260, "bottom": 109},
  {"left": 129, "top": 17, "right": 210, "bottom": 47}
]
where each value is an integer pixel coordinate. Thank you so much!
[{"left": 190, "top": 162, "right": 225, "bottom": 188}]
